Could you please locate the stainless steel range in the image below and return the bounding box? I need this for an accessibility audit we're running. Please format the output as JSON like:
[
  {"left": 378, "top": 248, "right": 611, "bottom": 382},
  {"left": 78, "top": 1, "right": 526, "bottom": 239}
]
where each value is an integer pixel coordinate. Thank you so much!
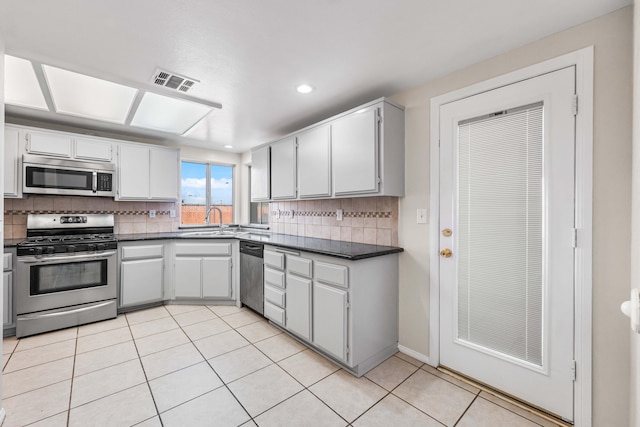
[{"left": 16, "top": 214, "right": 118, "bottom": 338}]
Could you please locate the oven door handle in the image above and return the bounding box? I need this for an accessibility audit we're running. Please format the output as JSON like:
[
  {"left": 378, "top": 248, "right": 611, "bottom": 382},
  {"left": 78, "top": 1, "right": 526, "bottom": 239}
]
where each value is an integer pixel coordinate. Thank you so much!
[{"left": 18, "top": 251, "right": 117, "bottom": 264}]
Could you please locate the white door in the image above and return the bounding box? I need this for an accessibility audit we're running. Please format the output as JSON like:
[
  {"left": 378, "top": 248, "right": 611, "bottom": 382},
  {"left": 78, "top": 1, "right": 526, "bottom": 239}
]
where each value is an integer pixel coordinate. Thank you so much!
[{"left": 439, "top": 67, "right": 576, "bottom": 421}]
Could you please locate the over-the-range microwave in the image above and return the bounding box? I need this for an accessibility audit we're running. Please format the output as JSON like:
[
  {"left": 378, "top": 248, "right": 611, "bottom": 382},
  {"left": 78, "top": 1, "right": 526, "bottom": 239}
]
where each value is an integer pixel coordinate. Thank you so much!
[{"left": 22, "top": 155, "right": 115, "bottom": 197}]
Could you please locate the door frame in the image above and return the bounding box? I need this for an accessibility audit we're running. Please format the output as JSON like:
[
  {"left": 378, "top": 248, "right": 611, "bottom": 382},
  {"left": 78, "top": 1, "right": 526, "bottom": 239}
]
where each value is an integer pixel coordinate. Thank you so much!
[{"left": 429, "top": 47, "right": 594, "bottom": 426}]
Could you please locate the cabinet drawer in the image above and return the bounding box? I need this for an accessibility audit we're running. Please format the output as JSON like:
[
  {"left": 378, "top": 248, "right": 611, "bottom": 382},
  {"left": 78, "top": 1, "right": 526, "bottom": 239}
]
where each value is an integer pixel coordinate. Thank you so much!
[
  {"left": 264, "top": 267, "right": 285, "bottom": 289},
  {"left": 264, "top": 301, "right": 285, "bottom": 326},
  {"left": 121, "top": 245, "right": 163, "bottom": 260},
  {"left": 286, "top": 255, "right": 312, "bottom": 278},
  {"left": 3, "top": 253, "right": 12, "bottom": 271},
  {"left": 175, "top": 242, "right": 231, "bottom": 256},
  {"left": 264, "top": 285, "right": 286, "bottom": 308},
  {"left": 315, "top": 262, "right": 349, "bottom": 288},
  {"left": 264, "top": 250, "right": 284, "bottom": 269}
]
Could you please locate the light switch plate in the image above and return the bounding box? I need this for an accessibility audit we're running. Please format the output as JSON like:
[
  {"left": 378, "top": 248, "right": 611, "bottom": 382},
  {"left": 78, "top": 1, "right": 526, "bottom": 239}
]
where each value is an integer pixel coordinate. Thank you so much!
[
  {"left": 149, "top": 210, "right": 156, "bottom": 218},
  {"left": 170, "top": 209, "right": 176, "bottom": 218},
  {"left": 336, "top": 209, "right": 343, "bottom": 221},
  {"left": 417, "top": 208, "right": 427, "bottom": 224}
]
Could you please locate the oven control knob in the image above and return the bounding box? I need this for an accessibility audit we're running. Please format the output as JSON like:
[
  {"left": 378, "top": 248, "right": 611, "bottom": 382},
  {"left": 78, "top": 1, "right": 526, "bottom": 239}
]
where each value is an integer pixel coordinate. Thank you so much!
[
  {"left": 87, "top": 244, "right": 96, "bottom": 252},
  {"left": 45, "top": 246, "right": 55, "bottom": 255},
  {"left": 67, "top": 245, "right": 76, "bottom": 253},
  {"left": 34, "top": 247, "right": 43, "bottom": 257},
  {"left": 96, "top": 243, "right": 106, "bottom": 252}
]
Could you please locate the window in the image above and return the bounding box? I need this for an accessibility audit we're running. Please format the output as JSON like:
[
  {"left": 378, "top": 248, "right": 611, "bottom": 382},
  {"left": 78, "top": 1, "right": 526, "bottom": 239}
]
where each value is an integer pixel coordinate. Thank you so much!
[
  {"left": 248, "top": 166, "right": 269, "bottom": 225},
  {"left": 181, "top": 161, "right": 234, "bottom": 226}
]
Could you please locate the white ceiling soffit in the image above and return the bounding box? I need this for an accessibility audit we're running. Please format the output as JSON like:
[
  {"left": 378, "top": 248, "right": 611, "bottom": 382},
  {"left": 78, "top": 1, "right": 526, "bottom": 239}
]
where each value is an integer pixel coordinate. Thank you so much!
[{"left": 1, "top": 0, "right": 632, "bottom": 152}]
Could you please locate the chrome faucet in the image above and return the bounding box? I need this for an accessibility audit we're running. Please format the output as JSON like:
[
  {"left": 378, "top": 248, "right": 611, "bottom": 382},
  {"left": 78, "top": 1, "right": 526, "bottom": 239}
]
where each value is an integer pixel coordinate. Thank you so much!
[{"left": 204, "top": 206, "right": 224, "bottom": 233}]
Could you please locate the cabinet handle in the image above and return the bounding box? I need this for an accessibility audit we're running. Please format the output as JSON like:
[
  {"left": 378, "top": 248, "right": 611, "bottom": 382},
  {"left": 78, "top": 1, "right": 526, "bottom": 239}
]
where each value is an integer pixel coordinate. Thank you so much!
[{"left": 274, "top": 248, "right": 300, "bottom": 256}]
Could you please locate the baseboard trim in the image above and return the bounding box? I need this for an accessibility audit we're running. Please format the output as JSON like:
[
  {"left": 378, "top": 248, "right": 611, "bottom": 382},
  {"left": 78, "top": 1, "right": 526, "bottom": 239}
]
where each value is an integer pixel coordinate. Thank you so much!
[
  {"left": 0, "top": 407, "right": 6, "bottom": 425},
  {"left": 397, "top": 345, "right": 432, "bottom": 366}
]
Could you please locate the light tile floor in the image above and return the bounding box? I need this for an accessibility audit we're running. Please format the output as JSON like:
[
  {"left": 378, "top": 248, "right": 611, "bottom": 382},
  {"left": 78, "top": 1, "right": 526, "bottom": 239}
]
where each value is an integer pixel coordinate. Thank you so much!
[{"left": 1, "top": 305, "right": 565, "bottom": 427}]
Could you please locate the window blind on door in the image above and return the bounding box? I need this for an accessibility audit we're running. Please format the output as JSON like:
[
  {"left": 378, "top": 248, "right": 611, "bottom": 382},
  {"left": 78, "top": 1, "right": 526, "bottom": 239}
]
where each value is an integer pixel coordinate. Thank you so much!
[{"left": 456, "top": 102, "right": 543, "bottom": 366}]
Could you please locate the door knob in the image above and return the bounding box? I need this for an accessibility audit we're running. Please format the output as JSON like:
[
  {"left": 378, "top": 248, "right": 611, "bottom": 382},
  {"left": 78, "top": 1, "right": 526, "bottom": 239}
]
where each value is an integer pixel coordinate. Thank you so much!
[{"left": 440, "top": 248, "right": 453, "bottom": 258}]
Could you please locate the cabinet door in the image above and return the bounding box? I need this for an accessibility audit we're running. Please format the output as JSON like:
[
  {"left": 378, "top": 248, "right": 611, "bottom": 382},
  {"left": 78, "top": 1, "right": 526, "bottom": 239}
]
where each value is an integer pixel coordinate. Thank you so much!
[
  {"left": 4, "top": 128, "right": 20, "bottom": 197},
  {"left": 313, "top": 282, "right": 348, "bottom": 362},
  {"left": 332, "top": 107, "right": 379, "bottom": 195},
  {"left": 3, "top": 272, "right": 12, "bottom": 326},
  {"left": 117, "top": 144, "right": 150, "bottom": 199},
  {"left": 120, "top": 259, "right": 163, "bottom": 306},
  {"left": 74, "top": 137, "right": 113, "bottom": 162},
  {"left": 286, "top": 274, "right": 311, "bottom": 340},
  {"left": 149, "top": 148, "right": 179, "bottom": 200},
  {"left": 26, "top": 130, "right": 72, "bottom": 157},
  {"left": 202, "top": 257, "right": 232, "bottom": 298},
  {"left": 251, "top": 146, "right": 270, "bottom": 201},
  {"left": 270, "top": 137, "right": 296, "bottom": 199},
  {"left": 174, "top": 257, "right": 202, "bottom": 298},
  {"left": 298, "top": 125, "right": 331, "bottom": 198}
]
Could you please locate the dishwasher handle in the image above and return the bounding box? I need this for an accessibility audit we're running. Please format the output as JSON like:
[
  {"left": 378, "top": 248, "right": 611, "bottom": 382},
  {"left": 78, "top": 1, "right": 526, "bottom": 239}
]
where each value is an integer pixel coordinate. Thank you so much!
[{"left": 240, "top": 241, "right": 264, "bottom": 257}]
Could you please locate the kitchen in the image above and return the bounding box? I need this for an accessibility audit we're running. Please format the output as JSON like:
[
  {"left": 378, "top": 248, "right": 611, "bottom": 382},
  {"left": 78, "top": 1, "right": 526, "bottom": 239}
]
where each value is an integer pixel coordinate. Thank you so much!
[{"left": 0, "top": 1, "right": 637, "bottom": 426}]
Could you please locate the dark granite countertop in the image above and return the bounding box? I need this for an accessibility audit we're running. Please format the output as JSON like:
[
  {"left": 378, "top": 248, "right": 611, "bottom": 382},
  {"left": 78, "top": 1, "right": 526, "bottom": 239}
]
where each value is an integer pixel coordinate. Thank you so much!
[
  {"left": 4, "top": 238, "right": 24, "bottom": 248},
  {"left": 115, "top": 231, "right": 403, "bottom": 260}
]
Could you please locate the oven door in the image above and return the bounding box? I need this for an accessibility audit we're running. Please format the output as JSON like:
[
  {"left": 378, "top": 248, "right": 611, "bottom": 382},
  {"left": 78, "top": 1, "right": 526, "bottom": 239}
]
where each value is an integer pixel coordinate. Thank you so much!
[{"left": 16, "top": 251, "right": 117, "bottom": 315}]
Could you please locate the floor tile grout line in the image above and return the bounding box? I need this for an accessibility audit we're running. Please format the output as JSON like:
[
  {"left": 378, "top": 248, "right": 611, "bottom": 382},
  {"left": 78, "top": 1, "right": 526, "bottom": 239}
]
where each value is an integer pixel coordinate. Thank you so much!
[
  {"left": 453, "top": 393, "right": 480, "bottom": 426},
  {"left": 66, "top": 327, "right": 79, "bottom": 427},
  {"left": 474, "top": 395, "right": 549, "bottom": 427}
]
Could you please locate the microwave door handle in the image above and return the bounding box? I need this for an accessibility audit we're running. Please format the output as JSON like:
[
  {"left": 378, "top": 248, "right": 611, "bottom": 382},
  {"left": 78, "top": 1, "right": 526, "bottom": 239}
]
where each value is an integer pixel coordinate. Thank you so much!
[{"left": 92, "top": 171, "right": 97, "bottom": 193}]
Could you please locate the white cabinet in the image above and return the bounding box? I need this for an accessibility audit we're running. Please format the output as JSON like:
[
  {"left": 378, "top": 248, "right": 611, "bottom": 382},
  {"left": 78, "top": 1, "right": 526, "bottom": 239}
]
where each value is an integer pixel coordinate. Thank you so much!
[
  {"left": 298, "top": 124, "right": 331, "bottom": 198},
  {"left": 4, "top": 127, "right": 21, "bottom": 197},
  {"left": 117, "top": 143, "right": 179, "bottom": 201},
  {"left": 74, "top": 137, "right": 113, "bottom": 162},
  {"left": 251, "top": 146, "right": 270, "bottom": 201},
  {"left": 25, "top": 130, "right": 73, "bottom": 158},
  {"left": 3, "top": 251, "right": 14, "bottom": 331},
  {"left": 119, "top": 243, "right": 165, "bottom": 307},
  {"left": 286, "top": 274, "right": 312, "bottom": 340},
  {"left": 313, "top": 282, "right": 348, "bottom": 361},
  {"left": 174, "top": 242, "right": 233, "bottom": 300},
  {"left": 270, "top": 137, "right": 296, "bottom": 200},
  {"left": 332, "top": 107, "right": 378, "bottom": 196}
]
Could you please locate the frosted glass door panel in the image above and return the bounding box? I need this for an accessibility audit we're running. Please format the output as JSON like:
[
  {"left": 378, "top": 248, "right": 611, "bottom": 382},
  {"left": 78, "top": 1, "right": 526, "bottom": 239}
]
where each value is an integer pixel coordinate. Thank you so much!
[{"left": 456, "top": 104, "right": 543, "bottom": 366}]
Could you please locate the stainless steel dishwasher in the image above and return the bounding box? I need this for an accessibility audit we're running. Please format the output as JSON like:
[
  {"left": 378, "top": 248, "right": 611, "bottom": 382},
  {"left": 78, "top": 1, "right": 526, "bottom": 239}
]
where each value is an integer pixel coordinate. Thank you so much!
[{"left": 240, "top": 241, "right": 264, "bottom": 315}]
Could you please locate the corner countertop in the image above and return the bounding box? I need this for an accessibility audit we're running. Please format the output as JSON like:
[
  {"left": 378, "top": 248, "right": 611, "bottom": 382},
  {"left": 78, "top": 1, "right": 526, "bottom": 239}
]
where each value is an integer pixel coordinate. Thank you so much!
[
  {"left": 4, "top": 238, "right": 24, "bottom": 248},
  {"left": 115, "top": 231, "right": 403, "bottom": 261}
]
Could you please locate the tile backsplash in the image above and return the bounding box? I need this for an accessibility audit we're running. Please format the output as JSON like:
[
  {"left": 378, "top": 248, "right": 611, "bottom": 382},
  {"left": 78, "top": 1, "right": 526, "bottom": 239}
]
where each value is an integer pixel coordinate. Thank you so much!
[
  {"left": 269, "top": 197, "right": 398, "bottom": 246},
  {"left": 4, "top": 196, "right": 181, "bottom": 239}
]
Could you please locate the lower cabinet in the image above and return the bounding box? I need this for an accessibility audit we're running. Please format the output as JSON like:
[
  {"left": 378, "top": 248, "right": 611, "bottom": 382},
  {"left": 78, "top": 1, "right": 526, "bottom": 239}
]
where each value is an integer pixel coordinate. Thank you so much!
[
  {"left": 263, "top": 244, "right": 399, "bottom": 377},
  {"left": 3, "top": 250, "right": 15, "bottom": 334},
  {"left": 119, "top": 242, "right": 165, "bottom": 308},
  {"left": 313, "top": 282, "right": 348, "bottom": 362},
  {"left": 174, "top": 241, "right": 233, "bottom": 300}
]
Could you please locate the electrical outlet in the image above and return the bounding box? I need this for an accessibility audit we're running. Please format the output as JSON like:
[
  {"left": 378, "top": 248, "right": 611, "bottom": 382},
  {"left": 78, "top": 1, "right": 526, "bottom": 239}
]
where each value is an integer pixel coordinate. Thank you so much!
[
  {"left": 336, "top": 209, "right": 343, "bottom": 221},
  {"left": 149, "top": 210, "right": 156, "bottom": 218},
  {"left": 417, "top": 208, "right": 427, "bottom": 224},
  {"left": 170, "top": 209, "right": 176, "bottom": 218}
]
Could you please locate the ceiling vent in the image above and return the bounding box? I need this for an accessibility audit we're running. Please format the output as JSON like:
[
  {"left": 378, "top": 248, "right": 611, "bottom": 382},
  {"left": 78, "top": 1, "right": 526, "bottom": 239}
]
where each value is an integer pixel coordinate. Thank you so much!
[{"left": 151, "top": 69, "right": 199, "bottom": 93}]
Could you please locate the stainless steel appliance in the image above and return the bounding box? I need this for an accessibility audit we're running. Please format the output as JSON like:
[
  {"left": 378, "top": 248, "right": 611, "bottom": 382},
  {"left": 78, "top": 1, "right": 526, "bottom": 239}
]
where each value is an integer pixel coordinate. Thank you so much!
[
  {"left": 23, "top": 154, "right": 115, "bottom": 197},
  {"left": 16, "top": 214, "right": 118, "bottom": 337},
  {"left": 240, "top": 241, "right": 264, "bottom": 315}
]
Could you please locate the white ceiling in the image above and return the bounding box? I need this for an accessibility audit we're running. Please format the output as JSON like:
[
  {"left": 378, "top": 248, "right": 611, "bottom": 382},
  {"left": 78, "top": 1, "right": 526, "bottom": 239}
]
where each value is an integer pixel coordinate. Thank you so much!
[{"left": 1, "top": 0, "right": 631, "bottom": 153}]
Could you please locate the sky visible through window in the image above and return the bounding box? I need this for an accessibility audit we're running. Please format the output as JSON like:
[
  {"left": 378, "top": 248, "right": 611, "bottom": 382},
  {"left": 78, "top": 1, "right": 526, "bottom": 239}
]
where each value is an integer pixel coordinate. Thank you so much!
[{"left": 181, "top": 162, "right": 233, "bottom": 205}]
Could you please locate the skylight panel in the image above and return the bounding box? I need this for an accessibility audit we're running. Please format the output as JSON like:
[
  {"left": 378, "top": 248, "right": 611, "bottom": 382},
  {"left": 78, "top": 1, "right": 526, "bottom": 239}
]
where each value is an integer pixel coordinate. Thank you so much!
[
  {"left": 4, "top": 55, "right": 48, "bottom": 110},
  {"left": 131, "top": 92, "right": 213, "bottom": 134},
  {"left": 42, "top": 65, "right": 138, "bottom": 124}
]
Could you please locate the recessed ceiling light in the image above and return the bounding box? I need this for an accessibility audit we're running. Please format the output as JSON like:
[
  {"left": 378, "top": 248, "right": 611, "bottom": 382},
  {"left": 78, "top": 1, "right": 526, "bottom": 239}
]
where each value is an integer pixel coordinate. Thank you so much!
[
  {"left": 43, "top": 65, "right": 138, "bottom": 123},
  {"left": 296, "top": 84, "right": 314, "bottom": 94},
  {"left": 131, "top": 92, "right": 213, "bottom": 134},
  {"left": 224, "top": 145, "right": 233, "bottom": 149},
  {"left": 4, "top": 55, "right": 48, "bottom": 110}
]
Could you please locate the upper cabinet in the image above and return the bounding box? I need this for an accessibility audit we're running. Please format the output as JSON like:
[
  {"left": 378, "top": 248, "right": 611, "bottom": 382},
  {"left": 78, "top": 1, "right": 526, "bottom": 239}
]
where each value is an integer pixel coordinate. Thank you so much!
[
  {"left": 251, "top": 98, "right": 404, "bottom": 202},
  {"left": 4, "top": 127, "right": 21, "bottom": 198},
  {"left": 250, "top": 146, "right": 270, "bottom": 201},
  {"left": 298, "top": 124, "right": 331, "bottom": 199},
  {"left": 24, "top": 129, "right": 113, "bottom": 162},
  {"left": 117, "top": 143, "right": 179, "bottom": 201},
  {"left": 270, "top": 137, "right": 297, "bottom": 200}
]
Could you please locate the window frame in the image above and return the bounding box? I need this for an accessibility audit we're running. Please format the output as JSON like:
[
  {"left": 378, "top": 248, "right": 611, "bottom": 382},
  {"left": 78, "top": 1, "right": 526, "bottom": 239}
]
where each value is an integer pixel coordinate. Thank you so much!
[{"left": 180, "top": 160, "right": 235, "bottom": 226}]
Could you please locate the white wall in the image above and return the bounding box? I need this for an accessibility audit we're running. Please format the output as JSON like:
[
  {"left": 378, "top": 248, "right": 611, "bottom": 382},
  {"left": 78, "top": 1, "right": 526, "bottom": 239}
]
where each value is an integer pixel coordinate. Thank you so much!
[
  {"left": 0, "top": 29, "right": 7, "bottom": 424},
  {"left": 631, "top": 2, "right": 640, "bottom": 426},
  {"left": 390, "top": 7, "right": 632, "bottom": 426}
]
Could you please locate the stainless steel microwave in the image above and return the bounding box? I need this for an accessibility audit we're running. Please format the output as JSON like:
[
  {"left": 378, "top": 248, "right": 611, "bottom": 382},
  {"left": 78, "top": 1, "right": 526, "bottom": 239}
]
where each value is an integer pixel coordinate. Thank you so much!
[{"left": 23, "top": 155, "right": 115, "bottom": 197}]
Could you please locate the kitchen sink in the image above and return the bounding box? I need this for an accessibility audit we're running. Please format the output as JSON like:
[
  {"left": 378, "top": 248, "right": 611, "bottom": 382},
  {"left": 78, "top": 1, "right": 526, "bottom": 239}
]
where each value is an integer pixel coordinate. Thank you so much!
[{"left": 179, "top": 230, "right": 238, "bottom": 237}]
